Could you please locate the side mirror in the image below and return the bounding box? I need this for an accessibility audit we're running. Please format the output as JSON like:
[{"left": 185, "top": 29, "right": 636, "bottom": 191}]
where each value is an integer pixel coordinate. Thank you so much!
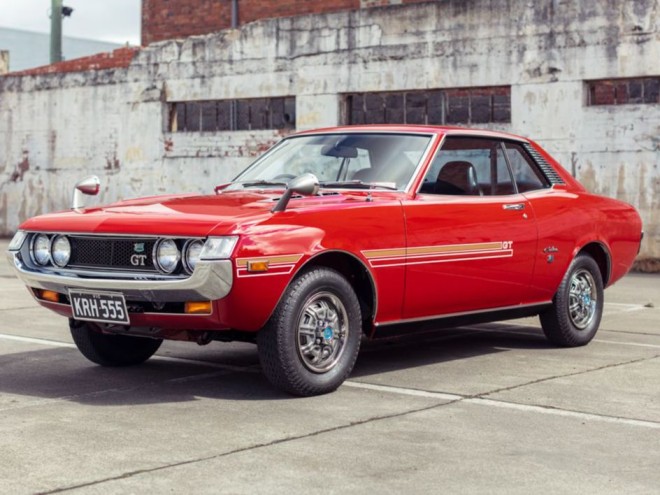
[
  {"left": 72, "top": 175, "right": 100, "bottom": 211},
  {"left": 272, "top": 173, "right": 319, "bottom": 213}
]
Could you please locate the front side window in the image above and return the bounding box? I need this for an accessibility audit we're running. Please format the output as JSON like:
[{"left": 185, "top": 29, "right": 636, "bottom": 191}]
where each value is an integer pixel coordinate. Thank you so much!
[
  {"left": 419, "top": 137, "right": 550, "bottom": 196},
  {"left": 230, "top": 133, "right": 432, "bottom": 191}
]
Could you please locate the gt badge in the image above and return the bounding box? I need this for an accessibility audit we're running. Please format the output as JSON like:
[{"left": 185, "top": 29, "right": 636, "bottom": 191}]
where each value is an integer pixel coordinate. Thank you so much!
[{"left": 131, "top": 243, "right": 147, "bottom": 266}]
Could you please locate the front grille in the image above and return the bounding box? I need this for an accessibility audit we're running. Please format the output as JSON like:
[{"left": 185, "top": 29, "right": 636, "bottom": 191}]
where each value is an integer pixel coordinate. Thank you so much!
[{"left": 69, "top": 236, "right": 158, "bottom": 272}]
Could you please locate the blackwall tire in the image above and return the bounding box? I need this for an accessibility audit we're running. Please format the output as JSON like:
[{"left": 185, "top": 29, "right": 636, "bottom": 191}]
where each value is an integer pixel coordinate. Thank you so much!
[
  {"left": 69, "top": 319, "right": 163, "bottom": 366},
  {"left": 257, "top": 267, "right": 362, "bottom": 396},
  {"left": 540, "top": 254, "right": 604, "bottom": 347}
]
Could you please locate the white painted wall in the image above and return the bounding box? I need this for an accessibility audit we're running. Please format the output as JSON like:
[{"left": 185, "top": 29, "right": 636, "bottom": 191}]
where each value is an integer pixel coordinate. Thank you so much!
[{"left": 0, "top": 0, "right": 658, "bottom": 259}]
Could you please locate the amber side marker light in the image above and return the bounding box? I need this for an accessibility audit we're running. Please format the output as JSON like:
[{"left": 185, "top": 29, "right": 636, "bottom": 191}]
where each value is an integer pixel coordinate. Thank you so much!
[
  {"left": 184, "top": 301, "right": 212, "bottom": 315},
  {"left": 35, "top": 289, "right": 61, "bottom": 303},
  {"left": 246, "top": 260, "right": 269, "bottom": 273}
]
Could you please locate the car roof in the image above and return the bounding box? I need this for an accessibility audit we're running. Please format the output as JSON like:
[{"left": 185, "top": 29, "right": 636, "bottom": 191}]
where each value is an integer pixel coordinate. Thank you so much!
[{"left": 293, "top": 125, "right": 530, "bottom": 143}]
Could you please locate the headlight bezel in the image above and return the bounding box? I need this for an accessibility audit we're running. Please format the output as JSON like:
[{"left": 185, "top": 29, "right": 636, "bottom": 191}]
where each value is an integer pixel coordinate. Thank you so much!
[
  {"left": 182, "top": 239, "right": 205, "bottom": 274},
  {"left": 50, "top": 235, "right": 72, "bottom": 268},
  {"left": 30, "top": 234, "right": 52, "bottom": 266},
  {"left": 153, "top": 238, "right": 181, "bottom": 274}
]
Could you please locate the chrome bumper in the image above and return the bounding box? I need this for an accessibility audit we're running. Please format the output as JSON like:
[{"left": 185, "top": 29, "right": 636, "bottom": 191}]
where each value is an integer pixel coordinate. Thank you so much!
[{"left": 7, "top": 251, "right": 233, "bottom": 302}]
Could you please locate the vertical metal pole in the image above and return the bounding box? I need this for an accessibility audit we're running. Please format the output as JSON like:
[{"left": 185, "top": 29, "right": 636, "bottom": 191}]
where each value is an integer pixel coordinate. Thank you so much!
[
  {"left": 50, "top": 0, "right": 63, "bottom": 63},
  {"left": 231, "top": 0, "right": 239, "bottom": 28}
]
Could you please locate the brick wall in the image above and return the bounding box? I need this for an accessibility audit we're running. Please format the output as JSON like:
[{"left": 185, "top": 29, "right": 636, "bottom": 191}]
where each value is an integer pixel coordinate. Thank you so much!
[{"left": 142, "top": 0, "right": 431, "bottom": 45}]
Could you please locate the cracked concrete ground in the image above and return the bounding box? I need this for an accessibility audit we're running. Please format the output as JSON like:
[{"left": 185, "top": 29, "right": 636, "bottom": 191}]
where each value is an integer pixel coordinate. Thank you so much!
[{"left": 1, "top": 239, "right": 658, "bottom": 494}]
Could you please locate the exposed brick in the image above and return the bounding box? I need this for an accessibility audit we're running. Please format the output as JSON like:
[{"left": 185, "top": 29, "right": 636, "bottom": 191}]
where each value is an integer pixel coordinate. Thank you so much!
[
  {"left": 141, "top": 0, "right": 435, "bottom": 45},
  {"left": 7, "top": 47, "right": 140, "bottom": 76}
]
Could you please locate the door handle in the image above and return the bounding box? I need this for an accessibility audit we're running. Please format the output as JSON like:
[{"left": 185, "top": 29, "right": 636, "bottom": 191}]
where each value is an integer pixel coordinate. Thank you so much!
[{"left": 503, "top": 203, "right": 525, "bottom": 211}]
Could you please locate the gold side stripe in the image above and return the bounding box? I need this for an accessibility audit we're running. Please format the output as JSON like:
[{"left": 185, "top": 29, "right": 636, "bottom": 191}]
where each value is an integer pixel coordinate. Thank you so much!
[
  {"left": 361, "top": 248, "right": 407, "bottom": 258},
  {"left": 236, "top": 254, "right": 303, "bottom": 268},
  {"left": 406, "top": 242, "right": 502, "bottom": 256},
  {"left": 363, "top": 242, "right": 507, "bottom": 260}
]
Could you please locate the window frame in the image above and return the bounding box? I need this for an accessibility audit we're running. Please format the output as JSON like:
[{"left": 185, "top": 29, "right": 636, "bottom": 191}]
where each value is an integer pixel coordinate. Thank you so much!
[
  {"left": 167, "top": 97, "right": 296, "bottom": 133},
  {"left": 416, "top": 135, "right": 552, "bottom": 197}
]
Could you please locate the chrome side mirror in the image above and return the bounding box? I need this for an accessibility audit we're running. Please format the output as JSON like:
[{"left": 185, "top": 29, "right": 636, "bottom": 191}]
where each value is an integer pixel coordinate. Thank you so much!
[
  {"left": 71, "top": 175, "right": 100, "bottom": 211},
  {"left": 272, "top": 173, "right": 320, "bottom": 213}
]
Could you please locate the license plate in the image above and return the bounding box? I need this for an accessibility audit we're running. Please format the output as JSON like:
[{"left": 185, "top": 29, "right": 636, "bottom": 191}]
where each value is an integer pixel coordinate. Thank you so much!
[{"left": 69, "top": 290, "right": 130, "bottom": 325}]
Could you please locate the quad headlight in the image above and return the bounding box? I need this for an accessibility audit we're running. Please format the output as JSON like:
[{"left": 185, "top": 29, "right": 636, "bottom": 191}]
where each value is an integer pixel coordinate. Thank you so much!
[
  {"left": 183, "top": 239, "right": 204, "bottom": 274},
  {"left": 31, "top": 234, "right": 51, "bottom": 266},
  {"left": 154, "top": 238, "right": 180, "bottom": 274},
  {"left": 51, "top": 235, "right": 71, "bottom": 267}
]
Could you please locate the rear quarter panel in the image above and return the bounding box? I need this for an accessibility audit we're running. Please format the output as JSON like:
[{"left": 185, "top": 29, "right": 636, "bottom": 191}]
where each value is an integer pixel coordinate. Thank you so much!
[{"left": 526, "top": 188, "right": 641, "bottom": 301}]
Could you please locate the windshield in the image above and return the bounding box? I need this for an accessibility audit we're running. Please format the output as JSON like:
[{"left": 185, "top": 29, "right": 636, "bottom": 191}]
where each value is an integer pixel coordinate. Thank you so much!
[{"left": 229, "top": 133, "right": 433, "bottom": 191}]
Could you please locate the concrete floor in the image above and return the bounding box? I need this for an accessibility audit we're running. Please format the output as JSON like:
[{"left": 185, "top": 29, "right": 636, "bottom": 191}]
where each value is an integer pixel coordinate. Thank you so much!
[{"left": 1, "top": 240, "right": 658, "bottom": 494}]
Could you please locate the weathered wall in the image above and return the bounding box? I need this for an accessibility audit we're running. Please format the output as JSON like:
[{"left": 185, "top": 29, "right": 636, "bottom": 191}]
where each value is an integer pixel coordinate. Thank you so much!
[
  {"left": 0, "top": 51, "right": 8, "bottom": 75},
  {"left": 1, "top": 0, "right": 659, "bottom": 260}
]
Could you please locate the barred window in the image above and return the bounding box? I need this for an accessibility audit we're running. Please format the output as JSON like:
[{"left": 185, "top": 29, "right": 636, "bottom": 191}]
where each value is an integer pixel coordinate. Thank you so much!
[
  {"left": 345, "top": 87, "right": 510, "bottom": 126},
  {"left": 587, "top": 77, "right": 660, "bottom": 106},
  {"left": 168, "top": 97, "right": 296, "bottom": 132}
]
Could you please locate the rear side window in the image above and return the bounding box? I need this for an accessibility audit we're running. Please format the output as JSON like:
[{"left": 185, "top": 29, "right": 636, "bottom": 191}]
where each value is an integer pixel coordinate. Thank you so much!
[
  {"left": 419, "top": 136, "right": 551, "bottom": 196},
  {"left": 504, "top": 142, "right": 550, "bottom": 192},
  {"left": 419, "top": 137, "right": 515, "bottom": 196}
]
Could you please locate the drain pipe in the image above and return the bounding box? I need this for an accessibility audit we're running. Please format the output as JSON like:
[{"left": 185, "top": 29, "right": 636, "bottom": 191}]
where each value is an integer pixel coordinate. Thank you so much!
[
  {"left": 50, "top": 0, "right": 63, "bottom": 63},
  {"left": 231, "top": 0, "right": 239, "bottom": 28}
]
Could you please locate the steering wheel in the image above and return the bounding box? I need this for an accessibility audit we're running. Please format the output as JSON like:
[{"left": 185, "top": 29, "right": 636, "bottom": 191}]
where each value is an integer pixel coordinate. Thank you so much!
[{"left": 273, "top": 174, "right": 295, "bottom": 181}]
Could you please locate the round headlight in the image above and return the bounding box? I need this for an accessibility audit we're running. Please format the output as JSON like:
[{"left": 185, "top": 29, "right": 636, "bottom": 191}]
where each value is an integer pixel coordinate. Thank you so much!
[
  {"left": 183, "top": 240, "right": 204, "bottom": 274},
  {"left": 51, "top": 235, "right": 71, "bottom": 267},
  {"left": 32, "top": 234, "right": 51, "bottom": 266},
  {"left": 154, "top": 238, "right": 180, "bottom": 274}
]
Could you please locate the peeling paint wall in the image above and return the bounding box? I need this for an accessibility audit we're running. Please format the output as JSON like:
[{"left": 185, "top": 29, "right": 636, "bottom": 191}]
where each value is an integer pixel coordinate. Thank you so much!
[
  {"left": 0, "top": 51, "right": 8, "bottom": 75},
  {"left": 0, "top": 0, "right": 658, "bottom": 259}
]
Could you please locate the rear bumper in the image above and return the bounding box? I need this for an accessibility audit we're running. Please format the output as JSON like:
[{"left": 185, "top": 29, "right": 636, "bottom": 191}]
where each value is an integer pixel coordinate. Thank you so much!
[{"left": 7, "top": 251, "right": 233, "bottom": 302}]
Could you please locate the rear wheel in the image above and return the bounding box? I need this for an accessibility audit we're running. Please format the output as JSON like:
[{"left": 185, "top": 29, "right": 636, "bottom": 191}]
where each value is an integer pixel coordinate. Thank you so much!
[
  {"left": 257, "top": 267, "right": 362, "bottom": 396},
  {"left": 69, "top": 319, "right": 162, "bottom": 366},
  {"left": 540, "top": 254, "right": 604, "bottom": 347}
]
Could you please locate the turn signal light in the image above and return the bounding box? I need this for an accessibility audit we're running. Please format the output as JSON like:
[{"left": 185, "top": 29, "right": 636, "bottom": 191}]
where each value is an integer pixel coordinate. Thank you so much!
[
  {"left": 246, "top": 260, "right": 269, "bottom": 273},
  {"left": 184, "top": 301, "right": 212, "bottom": 314},
  {"left": 35, "top": 289, "right": 61, "bottom": 303}
]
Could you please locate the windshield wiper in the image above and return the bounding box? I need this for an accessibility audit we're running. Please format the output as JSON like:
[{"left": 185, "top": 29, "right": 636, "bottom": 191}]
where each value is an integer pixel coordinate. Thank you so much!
[
  {"left": 236, "top": 180, "right": 288, "bottom": 188},
  {"left": 319, "top": 180, "right": 398, "bottom": 191}
]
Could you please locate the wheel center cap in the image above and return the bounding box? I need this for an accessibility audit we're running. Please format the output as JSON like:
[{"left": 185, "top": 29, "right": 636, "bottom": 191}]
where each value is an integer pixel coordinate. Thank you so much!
[{"left": 322, "top": 326, "right": 334, "bottom": 343}]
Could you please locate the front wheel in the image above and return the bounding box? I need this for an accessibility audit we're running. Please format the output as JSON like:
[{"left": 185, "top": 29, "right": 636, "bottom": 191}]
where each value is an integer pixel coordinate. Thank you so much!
[
  {"left": 257, "top": 267, "right": 362, "bottom": 396},
  {"left": 69, "top": 319, "right": 163, "bottom": 366},
  {"left": 540, "top": 254, "right": 604, "bottom": 347}
]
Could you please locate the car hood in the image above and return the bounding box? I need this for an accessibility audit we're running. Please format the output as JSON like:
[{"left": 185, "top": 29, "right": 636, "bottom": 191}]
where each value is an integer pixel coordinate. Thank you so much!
[{"left": 19, "top": 189, "right": 383, "bottom": 237}]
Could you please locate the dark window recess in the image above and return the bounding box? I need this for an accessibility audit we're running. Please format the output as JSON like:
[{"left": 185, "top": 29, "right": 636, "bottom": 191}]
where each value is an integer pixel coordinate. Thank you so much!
[
  {"left": 587, "top": 77, "right": 660, "bottom": 106},
  {"left": 168, "top": 97, "right": 296, "bottom": 132},
  {"left": 345, "top": 87, "right": 511, "bottom": 125}
]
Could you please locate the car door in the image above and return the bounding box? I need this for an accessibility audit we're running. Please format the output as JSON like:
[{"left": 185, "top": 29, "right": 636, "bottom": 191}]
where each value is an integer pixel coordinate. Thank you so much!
[{"left": 401, "top": 136, "right": 539, "bottom": 320}]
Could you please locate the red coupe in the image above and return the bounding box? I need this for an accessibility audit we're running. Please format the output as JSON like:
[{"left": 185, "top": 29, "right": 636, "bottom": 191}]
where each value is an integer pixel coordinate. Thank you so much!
[{"left": 8, "top": 126, "right": 643, "bottom": 396}]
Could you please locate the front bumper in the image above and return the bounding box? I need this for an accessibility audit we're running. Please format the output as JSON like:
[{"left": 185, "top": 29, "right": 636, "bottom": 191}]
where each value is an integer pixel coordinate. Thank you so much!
[{"left": 7, "top": 251, "right": 233, "bottom": 302}]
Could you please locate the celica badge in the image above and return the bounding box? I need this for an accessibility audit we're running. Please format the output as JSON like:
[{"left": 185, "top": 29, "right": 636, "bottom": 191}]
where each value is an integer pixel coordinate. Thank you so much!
[{"left": 131, "top": 242, "right": 147, "bottom": 266}]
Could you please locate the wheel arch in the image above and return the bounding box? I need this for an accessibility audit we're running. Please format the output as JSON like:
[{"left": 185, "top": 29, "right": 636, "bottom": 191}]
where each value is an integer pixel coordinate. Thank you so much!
[
  {"left": 577, "top": 241, "right": 611, "bottom": 286},
  {"left": 297, "top": 250, "right": 377, "bottom": 336}
]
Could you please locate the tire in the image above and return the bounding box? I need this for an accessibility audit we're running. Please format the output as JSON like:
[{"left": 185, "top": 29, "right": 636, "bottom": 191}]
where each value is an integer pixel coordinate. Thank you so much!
[
  {"left": 540, "top": 254, "right": 604, "bottom": 347},
  {"left": 69, "top": 319, "right": 163, "bottom": 366},
  {"left": 257, "top": 267, "right": 362, "bottom": 396}
]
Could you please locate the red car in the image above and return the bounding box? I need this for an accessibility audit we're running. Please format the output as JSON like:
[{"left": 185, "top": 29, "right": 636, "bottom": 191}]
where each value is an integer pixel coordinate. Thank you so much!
[{"left": 8, "top": 125, "right": 643, "bottom": 396}]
